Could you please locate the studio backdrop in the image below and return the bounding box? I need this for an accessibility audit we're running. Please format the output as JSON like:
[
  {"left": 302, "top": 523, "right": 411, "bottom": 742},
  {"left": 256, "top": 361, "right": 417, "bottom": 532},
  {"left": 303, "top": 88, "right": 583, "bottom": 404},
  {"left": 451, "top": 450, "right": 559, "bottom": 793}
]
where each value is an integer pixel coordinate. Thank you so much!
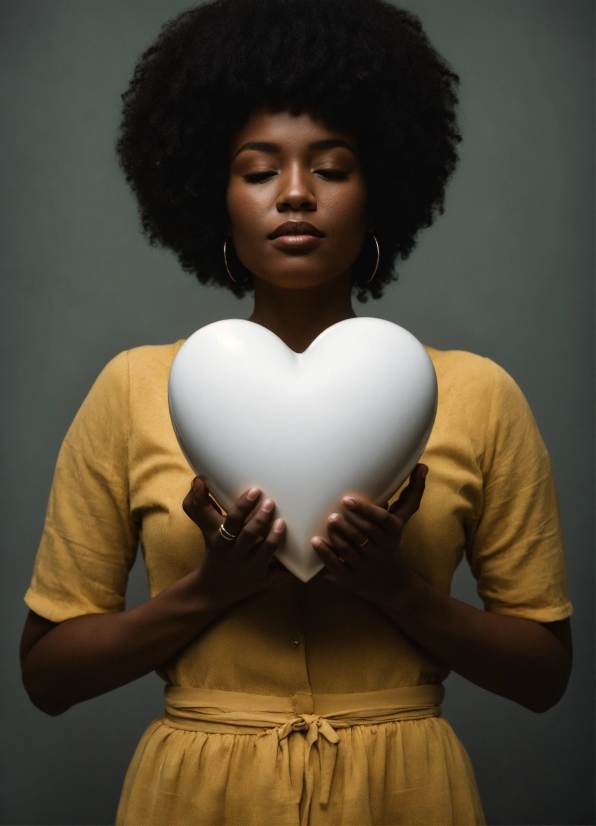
[{"left": 0, "top": 1, "right": 593, "bottom": 824}]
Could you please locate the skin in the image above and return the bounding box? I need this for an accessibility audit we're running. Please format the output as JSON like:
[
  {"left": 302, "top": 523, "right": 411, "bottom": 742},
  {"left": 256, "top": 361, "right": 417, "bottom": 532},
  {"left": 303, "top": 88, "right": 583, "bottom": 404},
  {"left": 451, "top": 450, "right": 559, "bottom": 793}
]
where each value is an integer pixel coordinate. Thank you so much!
[
  {"left": 227, "top": 108, "right": 365, "bottom": 351},
  {"left": 21, "top": 108, "right": 572, "bottom": 716}
]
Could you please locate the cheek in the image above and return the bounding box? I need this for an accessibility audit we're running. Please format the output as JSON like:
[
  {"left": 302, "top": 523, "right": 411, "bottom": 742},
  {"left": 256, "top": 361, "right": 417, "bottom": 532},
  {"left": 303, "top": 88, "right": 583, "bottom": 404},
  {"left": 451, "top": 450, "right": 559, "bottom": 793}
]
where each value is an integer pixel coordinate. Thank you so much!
[
  {"left": 225, "top": 182, "right": 247, "bottom": 232},
  {"left": 326, "top": 183, "right": 368, "bottom": 236},
  {"left": 226, "top": 182, "right": 268, "bottom": 238}
]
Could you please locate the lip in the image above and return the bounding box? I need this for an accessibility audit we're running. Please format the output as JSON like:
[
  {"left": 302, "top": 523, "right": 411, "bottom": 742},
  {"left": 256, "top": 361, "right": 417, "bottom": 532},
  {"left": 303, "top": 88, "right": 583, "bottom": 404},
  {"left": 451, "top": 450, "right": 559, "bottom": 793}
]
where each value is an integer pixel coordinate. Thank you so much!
[
  {"left": 268, "top": 221, "right": 325, "bottom": 240},
  {"left": 270, "top": 234, "right": 323, "bottom": 252}
]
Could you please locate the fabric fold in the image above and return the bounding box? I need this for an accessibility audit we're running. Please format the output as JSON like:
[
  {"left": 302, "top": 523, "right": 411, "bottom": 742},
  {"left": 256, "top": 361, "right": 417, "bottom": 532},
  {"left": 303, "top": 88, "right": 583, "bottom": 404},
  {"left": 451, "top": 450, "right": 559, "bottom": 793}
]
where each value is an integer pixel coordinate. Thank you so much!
[{"left": 162, "top": 684, "right": 445, "bottom": 825}]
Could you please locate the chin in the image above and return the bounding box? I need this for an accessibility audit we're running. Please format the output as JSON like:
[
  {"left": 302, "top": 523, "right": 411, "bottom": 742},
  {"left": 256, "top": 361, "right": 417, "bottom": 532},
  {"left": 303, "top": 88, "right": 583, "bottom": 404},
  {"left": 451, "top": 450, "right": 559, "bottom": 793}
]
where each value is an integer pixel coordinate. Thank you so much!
[
  {"left": 259, "top": 265, "right": 350, "bottom": 290},
  {"left": 271, "top": 276, "right": 339, "bottom": 291}
]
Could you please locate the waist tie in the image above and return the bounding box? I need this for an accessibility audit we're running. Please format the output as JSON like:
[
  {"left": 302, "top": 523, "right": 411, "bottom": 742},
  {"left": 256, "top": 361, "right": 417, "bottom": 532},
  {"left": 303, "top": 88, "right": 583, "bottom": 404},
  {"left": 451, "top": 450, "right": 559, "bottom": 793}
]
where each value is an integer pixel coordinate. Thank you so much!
[{"left": 164, "top": 683, "right": 444, "bottom": 825}]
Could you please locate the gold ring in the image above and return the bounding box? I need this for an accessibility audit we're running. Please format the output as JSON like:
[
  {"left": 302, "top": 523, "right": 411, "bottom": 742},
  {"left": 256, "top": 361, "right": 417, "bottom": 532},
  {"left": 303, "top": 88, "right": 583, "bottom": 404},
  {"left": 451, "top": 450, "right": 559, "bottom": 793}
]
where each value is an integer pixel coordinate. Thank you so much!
[
  {"left": 337, "top": 556, "right": 345, "bottom": 564},
  {"left": 219, "top": 524, "right": 236, "bottom": 541}
]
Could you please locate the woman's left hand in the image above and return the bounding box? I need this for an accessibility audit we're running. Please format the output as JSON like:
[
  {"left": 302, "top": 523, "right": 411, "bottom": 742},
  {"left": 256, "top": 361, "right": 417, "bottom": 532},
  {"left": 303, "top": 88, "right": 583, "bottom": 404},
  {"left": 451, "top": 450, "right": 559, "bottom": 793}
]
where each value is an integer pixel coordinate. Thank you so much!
[{"left": 312, "top": 463, "right": 428, "bottom": 610}]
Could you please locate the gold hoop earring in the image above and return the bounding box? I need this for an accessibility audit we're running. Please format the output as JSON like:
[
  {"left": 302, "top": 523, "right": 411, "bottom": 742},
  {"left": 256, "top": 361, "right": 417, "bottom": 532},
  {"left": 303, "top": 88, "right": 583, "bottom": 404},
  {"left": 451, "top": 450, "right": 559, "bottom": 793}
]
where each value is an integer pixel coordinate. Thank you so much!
[
  {"left": 223, "top": 237, "right": 237, "bottom": 284},
  {"left": 364, "top": 232, "right": 380, "bottom": 284}
]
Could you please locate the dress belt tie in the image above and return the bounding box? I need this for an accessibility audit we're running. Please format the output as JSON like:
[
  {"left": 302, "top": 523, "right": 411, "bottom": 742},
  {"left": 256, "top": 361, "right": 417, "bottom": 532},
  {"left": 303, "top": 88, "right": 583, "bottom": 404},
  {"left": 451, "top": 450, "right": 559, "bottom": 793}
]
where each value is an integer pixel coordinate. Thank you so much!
[{"left": 164, "top": 683, "right": 444, "bottom": 826}]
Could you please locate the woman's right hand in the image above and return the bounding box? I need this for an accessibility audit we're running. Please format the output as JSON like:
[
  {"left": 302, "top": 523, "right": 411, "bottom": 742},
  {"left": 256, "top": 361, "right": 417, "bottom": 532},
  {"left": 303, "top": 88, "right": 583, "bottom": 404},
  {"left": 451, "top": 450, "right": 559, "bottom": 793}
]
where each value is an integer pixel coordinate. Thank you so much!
[{"left": 182, "top": 477, "right": 290, "bottom": 611}]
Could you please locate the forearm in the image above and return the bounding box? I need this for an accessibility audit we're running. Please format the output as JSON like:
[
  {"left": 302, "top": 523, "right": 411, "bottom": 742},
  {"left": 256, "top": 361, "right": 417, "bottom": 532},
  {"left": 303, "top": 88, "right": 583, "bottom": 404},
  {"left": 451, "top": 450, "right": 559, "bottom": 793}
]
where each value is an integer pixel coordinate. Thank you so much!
[
  {"left": 380, "top": 571, "right": 571, "bottom": 712},
  {"left": 22, "top": 569, "right": 225, "bottom": 716},
  {"left": 23, "top": 481, "right": 290, "bottom": 717}
]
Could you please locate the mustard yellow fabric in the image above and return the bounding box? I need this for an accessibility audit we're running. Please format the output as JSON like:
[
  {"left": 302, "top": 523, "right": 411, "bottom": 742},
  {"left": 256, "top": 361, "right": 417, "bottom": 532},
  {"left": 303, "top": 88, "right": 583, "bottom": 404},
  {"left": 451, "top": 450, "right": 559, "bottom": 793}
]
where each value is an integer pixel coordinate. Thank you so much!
[
  {"left": 25, "top": 342, "right": 572, "bottom": 825},
  {"left": 118, "top": 683, "right": 460, "bottom": 826}
]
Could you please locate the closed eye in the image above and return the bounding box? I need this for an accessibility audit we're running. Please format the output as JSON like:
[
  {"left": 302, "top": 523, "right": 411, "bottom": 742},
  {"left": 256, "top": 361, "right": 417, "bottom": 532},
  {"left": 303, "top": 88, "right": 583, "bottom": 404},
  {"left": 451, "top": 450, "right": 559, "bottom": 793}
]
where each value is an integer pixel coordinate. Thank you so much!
[
  {"left": 243, "top": 171, "right": 277, "bottom": 183},
  {"left": 242, "top": 169, "right": 349, "bottom": 183},
  {"left": 315, "top": 169, "right": 349, "bottom": 181}
]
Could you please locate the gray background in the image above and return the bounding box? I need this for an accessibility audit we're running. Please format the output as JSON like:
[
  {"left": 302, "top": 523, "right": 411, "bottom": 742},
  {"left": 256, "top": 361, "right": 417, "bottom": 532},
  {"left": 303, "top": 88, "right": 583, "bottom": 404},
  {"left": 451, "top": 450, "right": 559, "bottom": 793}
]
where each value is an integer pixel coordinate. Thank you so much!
[{"left": 1, "top": 1, "right": 593, "bottom": 824}]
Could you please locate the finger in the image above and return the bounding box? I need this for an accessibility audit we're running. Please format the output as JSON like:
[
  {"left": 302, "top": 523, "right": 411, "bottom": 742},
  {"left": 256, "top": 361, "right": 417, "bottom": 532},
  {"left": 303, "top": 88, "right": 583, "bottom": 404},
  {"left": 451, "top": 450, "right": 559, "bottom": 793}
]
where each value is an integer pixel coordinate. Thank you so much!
[
  {"left": 253, "top": 518, "right": 286, "bottom": 565},
  {"left": 388, "top": 464, "right": 427, "bottom": 524},
  {"left": 183, "top": 477, "right": 226, "bottom": 533},
  {"left": 220, "top": 486, "right": 263, "bottom": 538},
  {"left": 341, "top": 495, "right": 395, "bottom": 530},
  {"left": 233, "top": 498, "right": 276, "bottom": 553},
  {"left": 312, "top": 535, "right": 348, "bottom": 575},
  {"left": 337, "top": 506, "right": 388, "bottom": 546},
  {"left": 327, "top": 512, "right": 371, "bottom": 550},
  {"left": 326, "top": 522, "right": 362, "bottom": 567},
  {"left": 207, "top": 492, "right": 225, "bottom": 516}
]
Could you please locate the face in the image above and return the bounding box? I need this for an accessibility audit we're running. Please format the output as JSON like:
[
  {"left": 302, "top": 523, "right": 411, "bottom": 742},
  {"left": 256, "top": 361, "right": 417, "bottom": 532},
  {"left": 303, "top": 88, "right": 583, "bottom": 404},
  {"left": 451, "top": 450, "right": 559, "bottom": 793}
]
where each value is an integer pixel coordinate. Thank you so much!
[{"left": 227, "top": 108, "right": 368, "bottom": 289}]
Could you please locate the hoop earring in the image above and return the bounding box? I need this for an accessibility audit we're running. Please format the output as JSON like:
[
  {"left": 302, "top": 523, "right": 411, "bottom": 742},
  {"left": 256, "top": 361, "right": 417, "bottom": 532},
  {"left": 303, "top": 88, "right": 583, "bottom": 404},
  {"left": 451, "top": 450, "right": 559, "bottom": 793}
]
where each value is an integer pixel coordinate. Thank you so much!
[
  {"left": 223, "top": 237, "right": 237, "bottom": 284},
  {"left": 364, "top": 232, "right": 380, "bottom": 284}
]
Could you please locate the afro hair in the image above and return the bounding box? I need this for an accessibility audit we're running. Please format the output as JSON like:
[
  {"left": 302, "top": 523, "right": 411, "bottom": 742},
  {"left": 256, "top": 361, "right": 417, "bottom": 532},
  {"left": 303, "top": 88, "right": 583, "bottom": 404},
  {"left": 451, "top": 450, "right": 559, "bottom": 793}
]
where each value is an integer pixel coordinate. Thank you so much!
[{"left": 117, "top": 0, "right": 462, "bottom": 300}]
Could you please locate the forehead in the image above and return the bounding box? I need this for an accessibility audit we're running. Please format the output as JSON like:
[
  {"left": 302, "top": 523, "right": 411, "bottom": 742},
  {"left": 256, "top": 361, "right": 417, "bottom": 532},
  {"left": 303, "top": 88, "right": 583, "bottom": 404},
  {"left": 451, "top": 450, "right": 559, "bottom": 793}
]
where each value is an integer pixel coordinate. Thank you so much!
[{"left": 230, "top": 107, "right": 355, "bottom": 155}]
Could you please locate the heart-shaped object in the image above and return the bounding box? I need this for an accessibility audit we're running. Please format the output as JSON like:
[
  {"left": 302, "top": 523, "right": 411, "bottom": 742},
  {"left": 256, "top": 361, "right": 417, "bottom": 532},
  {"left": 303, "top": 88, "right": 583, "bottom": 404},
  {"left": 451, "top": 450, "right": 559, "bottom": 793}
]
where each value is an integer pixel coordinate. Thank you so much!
[{"left": 168, "top": 317, "right": 437, "bottom": 582}]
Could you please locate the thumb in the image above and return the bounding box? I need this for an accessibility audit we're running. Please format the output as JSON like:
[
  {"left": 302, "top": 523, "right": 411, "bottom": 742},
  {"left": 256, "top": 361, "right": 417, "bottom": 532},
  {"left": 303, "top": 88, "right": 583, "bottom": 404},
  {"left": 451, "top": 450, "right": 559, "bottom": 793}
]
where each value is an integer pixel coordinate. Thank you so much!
[
  {"left": 389, "top": 464, "right": 428, "bottom": 523},
  {"left": 183, "top": 477, "right": 224, "bottom": 533}
]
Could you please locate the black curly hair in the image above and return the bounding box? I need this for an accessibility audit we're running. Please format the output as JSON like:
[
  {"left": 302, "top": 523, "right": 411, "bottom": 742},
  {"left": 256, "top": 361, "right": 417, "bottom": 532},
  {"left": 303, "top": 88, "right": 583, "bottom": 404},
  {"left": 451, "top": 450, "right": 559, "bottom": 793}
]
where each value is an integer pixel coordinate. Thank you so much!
[{"left": 117, "top": 0, "right": 461, "bottom": 301}]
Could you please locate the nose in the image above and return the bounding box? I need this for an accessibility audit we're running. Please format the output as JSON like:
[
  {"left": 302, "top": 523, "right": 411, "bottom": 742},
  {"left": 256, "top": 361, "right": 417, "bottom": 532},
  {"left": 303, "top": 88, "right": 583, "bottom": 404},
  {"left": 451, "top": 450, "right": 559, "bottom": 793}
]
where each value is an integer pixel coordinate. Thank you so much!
[{"left": 276, "top": 162, "right": 316, "bottom": 212}]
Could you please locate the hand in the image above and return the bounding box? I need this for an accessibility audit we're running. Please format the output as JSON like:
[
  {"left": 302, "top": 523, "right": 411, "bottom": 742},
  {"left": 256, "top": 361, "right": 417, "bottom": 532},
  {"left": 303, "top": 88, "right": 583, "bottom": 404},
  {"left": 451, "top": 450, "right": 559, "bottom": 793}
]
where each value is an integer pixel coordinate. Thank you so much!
[
  {"left": 311, "top": 464, "right": 428, "bottom": 610},
  {"left": 183, "top": 477, "right": 290, "bottom": 611}
]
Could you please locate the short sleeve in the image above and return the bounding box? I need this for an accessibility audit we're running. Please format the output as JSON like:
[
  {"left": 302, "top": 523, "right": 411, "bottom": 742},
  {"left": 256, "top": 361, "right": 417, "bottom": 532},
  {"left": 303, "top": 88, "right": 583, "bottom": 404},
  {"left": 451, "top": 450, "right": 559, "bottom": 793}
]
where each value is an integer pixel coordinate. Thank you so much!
[
  {"left": 467, "top": 360, "right": 572, "bottom": 622},
  {"left": 25, "top": 351, "right": 138, "bottom": 622}
]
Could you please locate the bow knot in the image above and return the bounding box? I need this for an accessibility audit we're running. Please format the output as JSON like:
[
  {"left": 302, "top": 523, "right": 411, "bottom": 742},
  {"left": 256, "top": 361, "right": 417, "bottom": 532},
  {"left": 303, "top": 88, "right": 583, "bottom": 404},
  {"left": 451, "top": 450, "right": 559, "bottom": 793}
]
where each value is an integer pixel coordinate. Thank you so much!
[
  {"left": 259, "top": 713, "right": 341, "bottom": 823},
  {"left": 275, "top": 713, "right": 341, "bottom": 746}
]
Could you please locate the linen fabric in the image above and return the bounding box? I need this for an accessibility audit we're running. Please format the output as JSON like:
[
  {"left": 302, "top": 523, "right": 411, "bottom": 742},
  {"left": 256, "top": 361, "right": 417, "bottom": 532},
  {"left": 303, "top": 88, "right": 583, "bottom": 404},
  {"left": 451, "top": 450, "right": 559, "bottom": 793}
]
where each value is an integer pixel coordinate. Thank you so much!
[
  {"left": 25, "top": 342, "right": 572, "bottom": 825},
  {"left": 118, "top": 683, "right": 474, "bottom": 826}
]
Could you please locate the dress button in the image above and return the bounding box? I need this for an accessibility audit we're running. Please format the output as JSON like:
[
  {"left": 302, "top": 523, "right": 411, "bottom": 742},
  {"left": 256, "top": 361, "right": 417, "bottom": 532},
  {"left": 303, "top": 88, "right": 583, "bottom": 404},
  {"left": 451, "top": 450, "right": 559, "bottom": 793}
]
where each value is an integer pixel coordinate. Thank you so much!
[{"left": 291, "top": 637, "right": 300, "bottom": 646}]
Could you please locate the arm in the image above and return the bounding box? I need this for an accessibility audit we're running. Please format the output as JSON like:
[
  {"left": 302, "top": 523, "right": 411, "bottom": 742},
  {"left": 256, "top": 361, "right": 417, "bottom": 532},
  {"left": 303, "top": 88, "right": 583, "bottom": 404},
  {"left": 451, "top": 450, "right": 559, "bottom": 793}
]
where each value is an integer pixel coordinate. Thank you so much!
[
  {"left": 379, "top": 574, "right": 571, "bottom": 713},
  {"left": 21, "top": 479, "right": 289, "bottom": 716},
  {"left": 20, "top": 570, "right": 225, "bottom": 717},
  {"left": 312, "top": 465, "right": 572, "bottom": 714}
]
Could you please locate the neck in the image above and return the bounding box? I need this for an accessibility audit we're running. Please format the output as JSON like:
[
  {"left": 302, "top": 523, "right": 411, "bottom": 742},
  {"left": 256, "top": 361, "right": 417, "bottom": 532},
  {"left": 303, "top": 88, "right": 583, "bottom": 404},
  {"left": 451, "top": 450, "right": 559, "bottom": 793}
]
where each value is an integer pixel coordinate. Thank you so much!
[{"left": 248, "top": 271, "right": 357, "bottom": 352}]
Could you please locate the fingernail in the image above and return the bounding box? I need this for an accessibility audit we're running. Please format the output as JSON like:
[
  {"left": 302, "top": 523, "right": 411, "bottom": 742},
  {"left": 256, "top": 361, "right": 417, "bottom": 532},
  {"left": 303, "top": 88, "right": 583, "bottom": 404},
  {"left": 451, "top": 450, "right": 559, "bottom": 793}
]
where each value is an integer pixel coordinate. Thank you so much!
[
  {"left": 192, "top": 478, "right": 200, "bottom": 491},
  {"left": 273, "top": 518, "right": 285, "bottom": 532},
  {"left": 311, "top": 536, "right": 323, "bottom": 548},
  {"left": 261, "top": 499, "right": 275, "bottom": 512},
  {"left": 328, "top": 513, "right": 340, "bottom": 522},
  {"left": 247, "top": 487, "right": 260, "bottom": 500},
  {"left": 342, "top": 497, "right": 356, "bottom": 509},
  {"left": 421, "top": 466, "right": 429, "bottom": 478}
]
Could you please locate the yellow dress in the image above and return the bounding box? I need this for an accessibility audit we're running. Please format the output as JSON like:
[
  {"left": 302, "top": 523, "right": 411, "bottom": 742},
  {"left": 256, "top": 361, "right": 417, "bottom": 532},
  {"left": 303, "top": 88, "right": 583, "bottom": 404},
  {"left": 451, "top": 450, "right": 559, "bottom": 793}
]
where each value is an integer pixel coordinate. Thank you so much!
[{"left": 25, "top": 341, "right": 572, "bottom": 826}]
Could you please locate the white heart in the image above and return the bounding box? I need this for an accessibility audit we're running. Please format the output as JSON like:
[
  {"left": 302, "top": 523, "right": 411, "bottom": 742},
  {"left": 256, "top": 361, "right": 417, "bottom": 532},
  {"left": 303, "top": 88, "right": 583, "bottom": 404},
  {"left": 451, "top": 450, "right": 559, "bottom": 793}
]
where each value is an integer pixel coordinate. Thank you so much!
[{"left": 168, "top": 317, "right": 437, "bottom": 582}]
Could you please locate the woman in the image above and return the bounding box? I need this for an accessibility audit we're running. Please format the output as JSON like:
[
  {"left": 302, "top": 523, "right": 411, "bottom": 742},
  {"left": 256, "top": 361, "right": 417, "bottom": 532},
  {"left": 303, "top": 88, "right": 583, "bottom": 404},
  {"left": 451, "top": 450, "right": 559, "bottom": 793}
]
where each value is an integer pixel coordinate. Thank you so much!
[{"left": 20, "top": 1, "right": 573, "bottom": 824}]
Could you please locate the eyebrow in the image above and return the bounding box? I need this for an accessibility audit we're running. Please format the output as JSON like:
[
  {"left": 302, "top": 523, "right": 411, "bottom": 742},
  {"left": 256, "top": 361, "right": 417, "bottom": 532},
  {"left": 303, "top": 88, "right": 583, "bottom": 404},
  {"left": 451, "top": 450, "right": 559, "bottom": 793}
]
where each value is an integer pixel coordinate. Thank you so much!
[{"left": 233, "top": 138, "right": 356, "bottom": 158}]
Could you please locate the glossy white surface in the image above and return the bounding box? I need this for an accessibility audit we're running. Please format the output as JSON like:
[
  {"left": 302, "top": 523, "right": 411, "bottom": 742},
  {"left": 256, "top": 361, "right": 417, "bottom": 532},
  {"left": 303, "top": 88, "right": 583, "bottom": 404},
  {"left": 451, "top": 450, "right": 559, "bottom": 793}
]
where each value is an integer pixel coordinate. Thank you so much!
[{"left": 168, "top": 317, "right": 437, "bottom": 582}]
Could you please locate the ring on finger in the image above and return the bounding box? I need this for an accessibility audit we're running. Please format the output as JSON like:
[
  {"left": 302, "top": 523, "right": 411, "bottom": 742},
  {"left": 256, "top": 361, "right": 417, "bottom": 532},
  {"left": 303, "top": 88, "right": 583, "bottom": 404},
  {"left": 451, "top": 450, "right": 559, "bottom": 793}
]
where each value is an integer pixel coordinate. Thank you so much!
[
  {"left": 219, "top": 524, "right": 236, "bottom": 541},
  {"left": 357, "top": 538, "right": 369, "bottom": 547}
]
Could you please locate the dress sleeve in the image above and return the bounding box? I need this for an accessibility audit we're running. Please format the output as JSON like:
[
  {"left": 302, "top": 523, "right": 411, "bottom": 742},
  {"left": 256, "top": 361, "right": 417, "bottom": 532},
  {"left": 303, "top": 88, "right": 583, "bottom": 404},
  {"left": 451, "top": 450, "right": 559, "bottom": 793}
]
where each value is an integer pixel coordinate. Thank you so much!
[
  {"left": 466, "top": 360, "right": 572, "bottom": 622},
  {"left": 24, "top": 351, "right": 138, "bottom": 622}
]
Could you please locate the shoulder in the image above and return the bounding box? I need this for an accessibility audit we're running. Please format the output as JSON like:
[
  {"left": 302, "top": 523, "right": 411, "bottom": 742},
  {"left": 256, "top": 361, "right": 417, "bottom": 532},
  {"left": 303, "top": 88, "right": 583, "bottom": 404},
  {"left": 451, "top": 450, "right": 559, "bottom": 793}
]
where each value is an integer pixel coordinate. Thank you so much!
[
  {"left": 125, "top": 341, "right": 185, "bottom": 403},
  {"left": 424, "top": 345, "right": 526, "bottom": 409},
  {"left": 123, "top": 340, "right": 185, "bottom": 378},
  {"left": 423, "top": 346, "right": 539, "bottom": 467},
  {"left": 425, "top": 345, "right": 501, "bottom": 386},
  {"left": 71, "top": 341, "right": 185, "bottom": 429},
  {"left": 97, "top": 341, "right": 185, "bottom": 395}
]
